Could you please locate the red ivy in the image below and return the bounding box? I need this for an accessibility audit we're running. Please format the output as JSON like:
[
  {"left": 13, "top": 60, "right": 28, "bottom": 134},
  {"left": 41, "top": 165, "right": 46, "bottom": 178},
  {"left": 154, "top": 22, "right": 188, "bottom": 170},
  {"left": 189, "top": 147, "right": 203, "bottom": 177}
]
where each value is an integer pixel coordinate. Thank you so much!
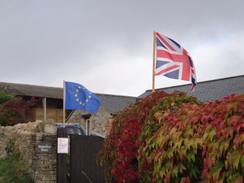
[
  {"left": 0, "top": 97, "right": 37, "bottom": 126},
  {"left": 98, "top": 91, "right": 199, "bottom": 182},
  {"left": 99, "top": 92, "right": 243, "bottom": 182}
]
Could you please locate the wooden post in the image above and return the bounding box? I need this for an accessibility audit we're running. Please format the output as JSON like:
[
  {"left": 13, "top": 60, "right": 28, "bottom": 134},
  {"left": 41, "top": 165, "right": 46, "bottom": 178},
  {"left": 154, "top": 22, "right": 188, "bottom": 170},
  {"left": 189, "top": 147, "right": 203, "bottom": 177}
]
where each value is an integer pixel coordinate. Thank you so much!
[
  {"left": 63, "top": 81, "right": 66, "bottom": 123},
  {"left": 42, "top": 97, "right": 47, "bottom": 121},
  {"left": 57, "top": 128, "right": 68, "bottom": 183},
  {"left": 152, "top": 31, "right": 156, "bottom": 92}
]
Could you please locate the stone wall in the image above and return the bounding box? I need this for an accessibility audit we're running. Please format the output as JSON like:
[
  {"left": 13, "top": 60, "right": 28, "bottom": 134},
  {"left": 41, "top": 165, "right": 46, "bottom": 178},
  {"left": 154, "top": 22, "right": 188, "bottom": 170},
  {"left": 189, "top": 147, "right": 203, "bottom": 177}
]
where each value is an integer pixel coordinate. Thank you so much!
[
  {"left": 0, "top": 121, "right": 57, "bottom": 183},
  {"left": 0, "top": 107, "right": 111, "bottom": 182}
]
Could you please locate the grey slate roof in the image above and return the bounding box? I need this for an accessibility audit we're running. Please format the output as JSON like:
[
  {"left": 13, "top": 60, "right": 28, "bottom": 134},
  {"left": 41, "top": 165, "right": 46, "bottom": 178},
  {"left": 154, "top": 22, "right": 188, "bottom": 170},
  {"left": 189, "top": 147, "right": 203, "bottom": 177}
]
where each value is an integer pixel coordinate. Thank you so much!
[
  {"left": 0, "top": 82, "right": 137, "bottom": 114},
  {"left": 96, "top": 94, "right": 136, "bottom": 114},
  {"left": 0, "top": 82, "right": 63, "bottom": 99},
  {"left": 138, "top": 75, "right": 244, "bottom": 102},
  {"left": 1, "top": 75, "right": 243, "bottom": 114}
]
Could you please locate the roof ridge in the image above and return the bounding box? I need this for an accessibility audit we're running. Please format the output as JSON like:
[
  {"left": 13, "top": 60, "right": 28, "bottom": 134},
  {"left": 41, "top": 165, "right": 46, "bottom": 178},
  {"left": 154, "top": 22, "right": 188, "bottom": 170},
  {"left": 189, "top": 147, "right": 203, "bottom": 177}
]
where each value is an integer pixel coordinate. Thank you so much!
[
  {"left": 0, "top": 81, "right": 62, "bottom": 90},
  {"left": 96, "top": 93, "right": 137, "bottom": 98},
  {"left": 0, "top": 81, "right": 138, "bottom": 98},
  {"left": 145, "top": 74, "right": 244, "bottom": 92}
]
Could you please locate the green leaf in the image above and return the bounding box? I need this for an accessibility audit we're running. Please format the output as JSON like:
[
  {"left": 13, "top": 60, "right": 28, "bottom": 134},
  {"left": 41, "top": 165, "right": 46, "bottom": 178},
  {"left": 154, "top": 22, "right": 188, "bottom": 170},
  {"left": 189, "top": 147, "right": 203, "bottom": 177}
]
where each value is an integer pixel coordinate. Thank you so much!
[
  {"left": 193, "top": 137, "right": 202, "bottom": 149},
  {"left": 240, "top": 155, "right": 244, "bottom": 168},
  {"left": 230, "top": 151, "right": 242, "bottom": 169},
  {"left": 219, "top": 140, "right": 229, "bottom": 157},
  {"left": 185, "top": 125, "right": 193, "bottom": 136},
  {"left": 186, "top": 149, "right": 195, "bottom": 162},
  {"left": 172, "top": 131, "right": 183, "bottom": 141},
  {"left": 174, "top": 139, "right": 183, "bottom": 149},
  {"left": 208, "top": 129, "right": 216, "bottom": 142},
  {"left": 224, "top": 160, "right": 229, "bottom": 169},
  {"left": 171, "top": 167, "right": 179, "bottom": 178},
  {"left": 212, "top": 160, "right": 224, "bottom": 181}
]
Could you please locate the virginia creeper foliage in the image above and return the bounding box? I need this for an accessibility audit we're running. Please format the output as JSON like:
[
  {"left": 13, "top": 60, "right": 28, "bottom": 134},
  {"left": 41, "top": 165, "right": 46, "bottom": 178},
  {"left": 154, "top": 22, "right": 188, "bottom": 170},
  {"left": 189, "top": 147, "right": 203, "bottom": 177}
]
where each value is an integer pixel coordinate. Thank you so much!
[
  {"left": 98, "top": 91, "right": 201, "bottom": 182},
  {"left": 99, "top": 92, "right": 244, "bottom": 182},
  {"left": 0, "top": 97, "right": 37, "bottom": 126}
]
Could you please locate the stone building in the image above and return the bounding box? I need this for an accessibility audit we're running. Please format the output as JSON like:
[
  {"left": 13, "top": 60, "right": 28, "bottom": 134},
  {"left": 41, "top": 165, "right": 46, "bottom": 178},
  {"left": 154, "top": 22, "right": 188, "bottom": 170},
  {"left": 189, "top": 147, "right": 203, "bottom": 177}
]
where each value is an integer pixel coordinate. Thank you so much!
[
  {"left": 1, "top": 74, "right": 243, "bottom": 136},
  {"left": 0, "top": 82, "right": 137, "bottom": 136}
]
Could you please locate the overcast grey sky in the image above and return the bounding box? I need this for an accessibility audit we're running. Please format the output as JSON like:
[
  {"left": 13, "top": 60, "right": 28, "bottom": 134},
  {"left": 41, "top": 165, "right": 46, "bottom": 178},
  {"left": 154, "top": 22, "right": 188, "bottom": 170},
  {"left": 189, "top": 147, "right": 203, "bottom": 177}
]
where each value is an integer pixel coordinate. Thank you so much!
[{"left": 0, "top": 0, "right": 243, "bottom": 96}]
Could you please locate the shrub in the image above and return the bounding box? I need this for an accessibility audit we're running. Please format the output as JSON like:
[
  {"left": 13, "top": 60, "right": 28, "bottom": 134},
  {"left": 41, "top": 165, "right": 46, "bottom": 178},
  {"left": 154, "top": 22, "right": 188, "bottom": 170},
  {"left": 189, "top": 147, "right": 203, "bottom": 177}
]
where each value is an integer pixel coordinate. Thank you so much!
[
  {"left": 139, "top": 94, "right": 244, "bottom": 182},
  {"left": 98, "top": 91, "right": 201, "bottom": 183},
  {"left": 139, "top": 103, "right": 205, "bottom": 182},
  {"left": 201, "top": 94, "right": 244, "bottom": 182},
  {"left": 138, "top": 95, "right": 203, "bottom": 182},
  {"left": 0, "top": 158, "right": 34, "bottom": 183},
  {"left": 0, "top": 90, "right": 14, "bottom": 104},
  {"left": 5, "top": 139, "right": 20, "bottom": 160},
  {"left": 0, "top": 97, "right": 37, "bottom": 126},
  {"left": 99, "top": 91, "right": 244, "bottom": 183}
]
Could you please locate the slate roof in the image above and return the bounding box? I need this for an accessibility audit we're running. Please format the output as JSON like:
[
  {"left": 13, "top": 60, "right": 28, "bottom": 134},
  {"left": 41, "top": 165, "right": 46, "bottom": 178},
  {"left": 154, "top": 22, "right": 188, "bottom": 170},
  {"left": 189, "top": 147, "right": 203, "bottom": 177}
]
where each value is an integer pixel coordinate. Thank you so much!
[
  {"left": 0, "top": 82, "right": 137, "bottom": 114},
  {"left": 138, "top": 75, "right": 244, "bottom": 102},
  {"left": 1, "top": 75, "right": 243, "bottom": 114},
  {"left": 96, "top": 94, "right": 136, "bottom": 114},
  {"left": 0, "top": 82, "right": 63, "bottom": 99}
]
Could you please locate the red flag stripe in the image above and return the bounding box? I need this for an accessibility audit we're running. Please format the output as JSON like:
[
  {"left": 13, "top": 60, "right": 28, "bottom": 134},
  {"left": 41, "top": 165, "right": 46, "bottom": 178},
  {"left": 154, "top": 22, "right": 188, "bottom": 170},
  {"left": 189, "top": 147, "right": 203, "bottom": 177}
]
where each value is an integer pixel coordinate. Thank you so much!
[
  {"left": 155, "top": 65, "right": 179, "bottom": 75},
  {"left": 157, "top": 50, "right": 173, "bottom": 60}
]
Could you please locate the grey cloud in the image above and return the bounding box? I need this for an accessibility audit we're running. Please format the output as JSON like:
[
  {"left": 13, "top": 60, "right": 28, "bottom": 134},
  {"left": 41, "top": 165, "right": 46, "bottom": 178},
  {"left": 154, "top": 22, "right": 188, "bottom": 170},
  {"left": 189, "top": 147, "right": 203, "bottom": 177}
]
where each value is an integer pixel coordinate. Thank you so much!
[{"left": 0, "top": 0, "right": 243, "bottom": 96}]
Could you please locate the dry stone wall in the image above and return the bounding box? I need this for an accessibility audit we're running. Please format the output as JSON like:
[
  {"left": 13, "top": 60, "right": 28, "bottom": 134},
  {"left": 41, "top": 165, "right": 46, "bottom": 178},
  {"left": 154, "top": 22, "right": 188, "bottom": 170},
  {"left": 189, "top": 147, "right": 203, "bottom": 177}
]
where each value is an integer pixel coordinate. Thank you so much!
[{"left": 0, "top": 120, "right": 57, "bottom": 183}]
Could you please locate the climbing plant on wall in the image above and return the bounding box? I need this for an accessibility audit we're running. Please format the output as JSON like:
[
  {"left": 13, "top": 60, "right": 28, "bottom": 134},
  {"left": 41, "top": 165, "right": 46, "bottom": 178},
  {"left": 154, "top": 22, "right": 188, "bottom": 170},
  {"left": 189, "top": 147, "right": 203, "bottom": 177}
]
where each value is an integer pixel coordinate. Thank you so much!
[
  {"left": 0, "top": 97, "right": 37, "bottom": 126},
  {"left": 99, "top": 91, "right": 244, "bottom": 182},
  {"left": 98, "top": 91, "right": 202, "bottom": 183},
  {"left": 0, "top": 90, "right": 14, "bottom": 104},
  {"left": 139, "top": 94, "right": 244, "bottom": 183}
]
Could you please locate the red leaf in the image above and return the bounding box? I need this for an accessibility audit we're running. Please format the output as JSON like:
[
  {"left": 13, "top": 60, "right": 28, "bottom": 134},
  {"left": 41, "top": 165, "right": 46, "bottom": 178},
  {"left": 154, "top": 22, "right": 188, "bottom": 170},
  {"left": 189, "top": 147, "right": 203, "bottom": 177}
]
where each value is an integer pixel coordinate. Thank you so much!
[
  {"left": 234, "top": 122, "right": 244, "bottom": 133},
  {"left": 181, "top": 177, "right": 190, "bottom": 183},
  {"left": 234, "top": 133, "right": 244, "bottom": 146}
]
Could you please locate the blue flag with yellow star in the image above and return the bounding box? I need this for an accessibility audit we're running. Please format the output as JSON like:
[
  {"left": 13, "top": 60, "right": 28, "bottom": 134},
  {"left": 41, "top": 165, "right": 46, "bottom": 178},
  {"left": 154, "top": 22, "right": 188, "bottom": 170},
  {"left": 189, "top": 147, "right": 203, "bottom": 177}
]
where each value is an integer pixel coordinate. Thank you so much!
[{"left": 65, "top": 81, "right": 101, "bottom": 113}]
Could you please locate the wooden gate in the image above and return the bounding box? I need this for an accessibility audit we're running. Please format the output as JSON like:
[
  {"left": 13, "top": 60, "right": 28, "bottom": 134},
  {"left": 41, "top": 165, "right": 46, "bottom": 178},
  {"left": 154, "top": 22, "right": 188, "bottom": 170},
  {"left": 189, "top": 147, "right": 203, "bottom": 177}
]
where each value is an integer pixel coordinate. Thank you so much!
[{"left": 70, "top": 135, "right": 105, "bottom": 183}]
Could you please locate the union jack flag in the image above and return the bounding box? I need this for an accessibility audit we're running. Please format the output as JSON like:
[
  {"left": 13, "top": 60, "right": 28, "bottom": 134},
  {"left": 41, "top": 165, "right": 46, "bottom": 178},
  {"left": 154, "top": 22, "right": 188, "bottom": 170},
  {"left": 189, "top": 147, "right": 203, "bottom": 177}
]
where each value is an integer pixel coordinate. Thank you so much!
[{"left": 155, "top": 32, "right": 197, "bottom": 91}]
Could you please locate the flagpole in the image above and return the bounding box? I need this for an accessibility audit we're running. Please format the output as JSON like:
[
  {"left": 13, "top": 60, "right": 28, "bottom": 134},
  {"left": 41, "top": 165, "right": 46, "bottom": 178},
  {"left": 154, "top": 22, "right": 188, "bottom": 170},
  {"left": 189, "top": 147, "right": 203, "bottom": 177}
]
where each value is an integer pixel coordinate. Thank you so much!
[
  {"left": 152, "top": 31, "right": 156, "bottom": 92},
  {"left": 63, "top": 80, "right": 66, "bottom": 123}
]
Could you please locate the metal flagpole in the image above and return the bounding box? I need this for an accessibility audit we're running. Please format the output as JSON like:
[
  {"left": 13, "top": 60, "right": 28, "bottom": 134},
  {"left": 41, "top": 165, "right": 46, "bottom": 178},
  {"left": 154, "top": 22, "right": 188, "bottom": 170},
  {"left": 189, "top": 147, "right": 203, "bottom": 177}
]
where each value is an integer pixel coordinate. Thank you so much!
[
  {"left": 152, "top": 31, "right": 156, "bottom": 93},
  {"left": 63, "top": 80, "right": 66, "bottom": 123}
]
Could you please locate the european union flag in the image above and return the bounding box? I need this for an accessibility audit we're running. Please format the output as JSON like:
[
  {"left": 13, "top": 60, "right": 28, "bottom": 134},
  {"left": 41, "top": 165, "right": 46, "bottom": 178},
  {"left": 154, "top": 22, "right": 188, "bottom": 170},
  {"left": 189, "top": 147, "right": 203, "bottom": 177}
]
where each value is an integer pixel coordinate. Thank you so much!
[{"left": 65, "top": 81, "right": 101, "bottom": 113}]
